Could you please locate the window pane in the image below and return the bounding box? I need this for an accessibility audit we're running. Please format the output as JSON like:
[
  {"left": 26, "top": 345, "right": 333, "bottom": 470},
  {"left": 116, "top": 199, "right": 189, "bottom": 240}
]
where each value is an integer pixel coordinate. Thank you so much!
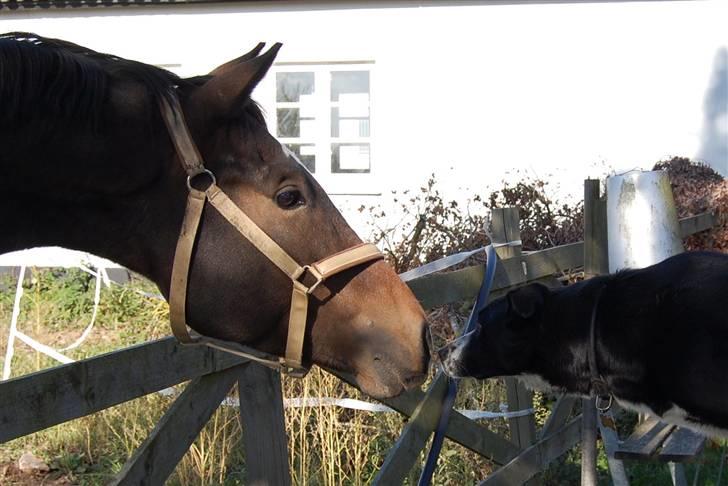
[
  {"left": 277, "top": 108, "right": 300, "bottom": 137},
  {"left": 286, "top": 144, "right": 316, "bottom": 173},
  {"left": 331, "top": 108, "right": 370, "bottom": 137},
  {"left": 331, "top": 143, "right": 370, "bottom": 173},
  {"left": 331, "top": 71, "right": 369, "bottom": 102},
  {"left": 277, "top": 72, "right": 314, "bottom": 102}
]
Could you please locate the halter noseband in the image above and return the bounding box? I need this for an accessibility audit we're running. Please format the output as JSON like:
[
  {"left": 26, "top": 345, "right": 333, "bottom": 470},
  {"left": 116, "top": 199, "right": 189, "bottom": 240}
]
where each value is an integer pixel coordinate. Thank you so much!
[{"left": 160, "top": 95, "right": 383, "bottom": 377}]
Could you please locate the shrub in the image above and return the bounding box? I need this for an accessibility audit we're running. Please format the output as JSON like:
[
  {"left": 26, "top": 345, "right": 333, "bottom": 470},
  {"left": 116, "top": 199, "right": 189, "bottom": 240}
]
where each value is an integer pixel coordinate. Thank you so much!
[
  {"left": 654, "top": 157, "right": 727, "bottom": 252},
  {"left": 362, "top": 174, "right": 584, "bottom": 274}
]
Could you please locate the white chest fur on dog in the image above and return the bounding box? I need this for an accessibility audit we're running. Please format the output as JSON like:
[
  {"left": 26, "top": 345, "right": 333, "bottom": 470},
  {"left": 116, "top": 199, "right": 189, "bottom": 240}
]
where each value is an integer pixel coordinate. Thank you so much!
[{"left": 516, "top": 373, "right": 561, "bottom": 395}]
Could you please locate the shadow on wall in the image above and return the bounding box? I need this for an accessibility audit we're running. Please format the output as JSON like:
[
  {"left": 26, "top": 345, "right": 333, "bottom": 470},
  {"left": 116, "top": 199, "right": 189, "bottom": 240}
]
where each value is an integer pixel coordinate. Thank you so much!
[{"left": 698, "top": 47, "right": 728, "bottom": 176}]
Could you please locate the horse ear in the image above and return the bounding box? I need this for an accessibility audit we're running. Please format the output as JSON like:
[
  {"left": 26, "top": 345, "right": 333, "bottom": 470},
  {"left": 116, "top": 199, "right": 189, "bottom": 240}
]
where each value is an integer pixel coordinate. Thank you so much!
[
  {"left": 208, "top": 42, "right": 266, "bottom": 77},
  {"left": 189, "top": 42, "right": 282, "bottom": 120},
  {"left": 507, "top": 284, "right": 548, "bottom": 320}
]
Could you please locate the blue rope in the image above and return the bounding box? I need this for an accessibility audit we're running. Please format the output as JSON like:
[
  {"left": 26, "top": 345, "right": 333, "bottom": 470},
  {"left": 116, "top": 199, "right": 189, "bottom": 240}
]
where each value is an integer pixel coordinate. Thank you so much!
[{"left": 417, "top": 245, "right": 498, "bottom": 486}]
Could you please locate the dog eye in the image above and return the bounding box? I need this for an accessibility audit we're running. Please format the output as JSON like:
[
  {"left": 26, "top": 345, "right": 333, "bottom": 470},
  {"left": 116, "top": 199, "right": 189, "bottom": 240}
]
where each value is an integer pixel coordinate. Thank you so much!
[{"left": 276, "top": 188, "right": 305, "bottom": 209}]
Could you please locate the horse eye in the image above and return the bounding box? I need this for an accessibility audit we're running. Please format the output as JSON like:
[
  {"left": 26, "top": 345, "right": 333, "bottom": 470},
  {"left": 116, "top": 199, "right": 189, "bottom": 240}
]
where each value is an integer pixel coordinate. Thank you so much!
[{"left": 276, "top": 189, "right": 305, "bottom": 209}]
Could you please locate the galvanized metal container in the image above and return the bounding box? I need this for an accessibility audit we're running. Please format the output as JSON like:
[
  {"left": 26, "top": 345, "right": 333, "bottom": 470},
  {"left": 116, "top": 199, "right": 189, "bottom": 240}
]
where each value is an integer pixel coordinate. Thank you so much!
[{"left": 606, "top": 170, "right": 683, "bottom": 272}]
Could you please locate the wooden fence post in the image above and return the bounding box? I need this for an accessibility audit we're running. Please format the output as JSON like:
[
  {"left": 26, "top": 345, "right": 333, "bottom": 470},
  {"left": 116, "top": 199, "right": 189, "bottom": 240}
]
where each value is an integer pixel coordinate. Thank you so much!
[
  {"left": 491, "top": 208, "right": 537, "bottom": 452},
  {"left": 583, "top": 180, "right": 608, "bottom": 279},
  {"left": 237, "top": 364, "right": 291, "bottom": 486},
  {"left": 580, "top": 397, "right": 599, "bottom": 486},
  {"left": 582, "top": 180, "right": 607, "bottom": 486},
  {"left": 583, "top": 179, "right": 633, "bottom": 486}
]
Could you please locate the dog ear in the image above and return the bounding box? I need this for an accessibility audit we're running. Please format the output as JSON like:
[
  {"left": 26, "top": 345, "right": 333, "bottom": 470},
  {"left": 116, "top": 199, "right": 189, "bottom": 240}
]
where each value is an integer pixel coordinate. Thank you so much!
[{"left": 507, "top": 283, "right": 548, "bottom": 319}]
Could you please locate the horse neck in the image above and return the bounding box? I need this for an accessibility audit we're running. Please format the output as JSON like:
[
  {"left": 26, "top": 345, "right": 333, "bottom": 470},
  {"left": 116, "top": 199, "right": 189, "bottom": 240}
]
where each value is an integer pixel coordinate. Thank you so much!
[{"left": 0, "top": 122, "right": 183, "bottom": 283}]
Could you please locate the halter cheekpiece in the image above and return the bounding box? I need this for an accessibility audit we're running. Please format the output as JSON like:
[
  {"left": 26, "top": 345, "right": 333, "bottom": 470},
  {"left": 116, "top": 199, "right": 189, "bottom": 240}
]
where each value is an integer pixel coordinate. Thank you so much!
[{"left": 160, "top": 95, "right": 384, "bottom": 377}]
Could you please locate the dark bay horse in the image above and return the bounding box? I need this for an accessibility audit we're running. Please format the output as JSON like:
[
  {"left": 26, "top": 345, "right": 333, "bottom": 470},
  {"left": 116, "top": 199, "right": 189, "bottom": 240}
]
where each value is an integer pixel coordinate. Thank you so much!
[{"left": 0, "top": 33, "right": 429, "bottom": 398}]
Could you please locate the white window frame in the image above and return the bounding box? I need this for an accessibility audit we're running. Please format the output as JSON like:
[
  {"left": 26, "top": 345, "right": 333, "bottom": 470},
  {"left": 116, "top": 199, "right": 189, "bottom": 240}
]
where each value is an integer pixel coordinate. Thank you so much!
[{"left": 257, "top": 61, "right": 379, "bottom": 196}]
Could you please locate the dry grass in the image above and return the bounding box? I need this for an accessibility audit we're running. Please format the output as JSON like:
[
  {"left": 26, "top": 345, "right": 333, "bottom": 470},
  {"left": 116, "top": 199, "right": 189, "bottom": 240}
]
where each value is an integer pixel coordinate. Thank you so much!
[{"left": 0, "top": 268, "right": 512, "bottom": 485}]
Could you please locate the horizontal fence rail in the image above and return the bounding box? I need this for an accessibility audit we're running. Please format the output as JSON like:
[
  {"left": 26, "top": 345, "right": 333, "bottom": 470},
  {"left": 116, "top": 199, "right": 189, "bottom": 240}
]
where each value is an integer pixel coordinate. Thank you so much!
[
  {"left": 0, "top": 337, "right": 246, "bottom": 443},
  {"left": 406, "top": 213, "right": 714, "bottom": 310}
]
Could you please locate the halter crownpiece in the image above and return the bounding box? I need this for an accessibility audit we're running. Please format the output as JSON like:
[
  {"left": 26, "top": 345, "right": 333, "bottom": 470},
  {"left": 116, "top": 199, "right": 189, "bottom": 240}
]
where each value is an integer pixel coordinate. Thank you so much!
[{"left": 160, "top": 95, "right": 383, "bottom": 377}]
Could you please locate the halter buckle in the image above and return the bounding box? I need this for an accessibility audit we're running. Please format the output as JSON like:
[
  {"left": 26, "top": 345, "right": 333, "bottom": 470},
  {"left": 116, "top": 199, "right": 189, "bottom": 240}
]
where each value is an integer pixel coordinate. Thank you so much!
[{"left": 297, "top": 265, "right": 325, "bottom": 295}]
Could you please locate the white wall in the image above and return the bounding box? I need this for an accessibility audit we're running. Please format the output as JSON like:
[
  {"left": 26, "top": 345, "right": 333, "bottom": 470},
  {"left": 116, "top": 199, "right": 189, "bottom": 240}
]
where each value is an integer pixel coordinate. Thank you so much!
[{"left": 3, "top": 0, "right": 726, "bottom": 239}]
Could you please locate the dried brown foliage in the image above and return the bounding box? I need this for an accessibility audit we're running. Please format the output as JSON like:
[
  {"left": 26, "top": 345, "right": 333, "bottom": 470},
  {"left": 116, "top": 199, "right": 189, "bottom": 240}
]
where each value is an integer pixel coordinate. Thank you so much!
[
  {"left": 654, "top": 157, "right": 727, "bottom": 252},
  {"left": 363, "top": 174, "right": 583, "bottom": 273},
  {"left": 361, "top": 175, "right": 489, "bottom": 273}
]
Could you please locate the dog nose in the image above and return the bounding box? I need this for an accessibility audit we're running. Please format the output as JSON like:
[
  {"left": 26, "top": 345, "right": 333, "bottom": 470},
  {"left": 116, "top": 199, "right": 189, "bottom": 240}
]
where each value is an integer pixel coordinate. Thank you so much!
[{"left": 437, "top": 345, "right": 460, "bottom": 378}]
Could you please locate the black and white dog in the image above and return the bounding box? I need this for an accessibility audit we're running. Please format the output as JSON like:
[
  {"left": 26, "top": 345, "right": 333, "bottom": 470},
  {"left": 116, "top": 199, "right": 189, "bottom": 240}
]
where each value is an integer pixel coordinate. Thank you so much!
[{"left": 438, "top": 251, "right": 728, "bottom": 437}]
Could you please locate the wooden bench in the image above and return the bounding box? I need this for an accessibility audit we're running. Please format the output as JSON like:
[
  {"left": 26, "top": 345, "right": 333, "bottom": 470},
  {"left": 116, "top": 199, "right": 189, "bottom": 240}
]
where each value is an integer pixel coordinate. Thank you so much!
[{"left": 612, "top": 417, "right": 706, "bottom": 486}]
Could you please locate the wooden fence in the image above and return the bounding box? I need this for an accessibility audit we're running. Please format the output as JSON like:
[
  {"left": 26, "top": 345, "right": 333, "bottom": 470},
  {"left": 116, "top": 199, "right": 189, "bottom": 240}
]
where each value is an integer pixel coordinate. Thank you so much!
[{"left": 0, "top": 179, "right": 716, "bottom": 485}]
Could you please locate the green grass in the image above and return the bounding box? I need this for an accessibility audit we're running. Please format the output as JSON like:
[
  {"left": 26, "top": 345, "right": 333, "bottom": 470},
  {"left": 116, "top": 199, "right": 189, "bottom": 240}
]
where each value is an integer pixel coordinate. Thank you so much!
[{"left": 0, "top": 269, "right": 725, "bottom": 485}]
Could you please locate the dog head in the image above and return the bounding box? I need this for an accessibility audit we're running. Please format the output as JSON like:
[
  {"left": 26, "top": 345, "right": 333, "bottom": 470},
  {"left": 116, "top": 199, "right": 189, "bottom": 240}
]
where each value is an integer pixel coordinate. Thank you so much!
[{"left": 438, "top": 283, "right": 550, "bottom": 378}]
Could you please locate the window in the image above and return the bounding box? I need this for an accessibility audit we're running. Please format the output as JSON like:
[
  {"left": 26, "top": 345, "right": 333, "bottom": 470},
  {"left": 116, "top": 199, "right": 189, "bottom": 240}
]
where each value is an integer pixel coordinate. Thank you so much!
[{"left": 262, "top": 63, "right": 375, "bottom": 194}]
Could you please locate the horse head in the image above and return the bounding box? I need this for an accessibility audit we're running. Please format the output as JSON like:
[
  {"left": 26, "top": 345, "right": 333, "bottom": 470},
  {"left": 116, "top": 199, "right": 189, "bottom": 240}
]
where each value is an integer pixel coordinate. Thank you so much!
[{"left": 154, "top": 44, "right": 431, "bottom": 398}]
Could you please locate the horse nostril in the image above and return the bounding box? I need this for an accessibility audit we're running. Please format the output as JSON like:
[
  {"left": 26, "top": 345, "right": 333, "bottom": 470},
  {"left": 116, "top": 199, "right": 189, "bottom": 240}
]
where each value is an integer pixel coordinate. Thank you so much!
[{"left": 403, "top": 371, "right": 427, "bottom": 389}]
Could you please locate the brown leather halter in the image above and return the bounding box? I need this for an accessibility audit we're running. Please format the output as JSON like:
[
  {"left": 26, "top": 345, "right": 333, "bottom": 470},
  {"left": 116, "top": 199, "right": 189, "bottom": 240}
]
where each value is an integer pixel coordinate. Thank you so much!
[{"left": 160, "top": 95, "right": 383, "bottom": 377}]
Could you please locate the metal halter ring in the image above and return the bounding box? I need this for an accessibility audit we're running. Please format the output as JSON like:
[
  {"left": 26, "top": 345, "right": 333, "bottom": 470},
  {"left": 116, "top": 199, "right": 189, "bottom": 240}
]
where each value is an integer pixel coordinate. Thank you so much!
[
  {"left": 595, "top": 394, "right": 613, "bottom": 413},
  {"left": 186, "top": 169, "right": 217, "bottom": 192}
]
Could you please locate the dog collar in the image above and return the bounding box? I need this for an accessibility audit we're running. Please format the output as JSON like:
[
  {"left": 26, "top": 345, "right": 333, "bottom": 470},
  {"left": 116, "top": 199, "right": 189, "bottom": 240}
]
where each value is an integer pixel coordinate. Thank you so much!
[{"left": 588, "top": 284, "right": 613, "bottom": 412}]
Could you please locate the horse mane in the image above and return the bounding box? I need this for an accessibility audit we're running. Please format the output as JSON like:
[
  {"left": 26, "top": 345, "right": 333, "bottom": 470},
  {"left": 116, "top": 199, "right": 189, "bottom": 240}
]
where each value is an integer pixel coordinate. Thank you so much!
[
  {"left": 0, "top": 32, "right": 186, "bottom": 129},
  {"left": 1, "top": 31, "right": 269, "bottom": 167}
]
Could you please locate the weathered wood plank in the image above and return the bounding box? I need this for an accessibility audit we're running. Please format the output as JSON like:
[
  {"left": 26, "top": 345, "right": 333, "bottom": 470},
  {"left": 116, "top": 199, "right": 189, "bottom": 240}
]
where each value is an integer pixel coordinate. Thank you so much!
[
  {"left": 0, "top": 337, "right": 246, "bottom": 443},
  {"left": 679, "top": 212, "right": 716, "bottom": 238},
  {"left": 479, "top": 417, "right": 582, "bottom": 485},
  {"left": 504, "top": 378, "right": 535, "bottom": 449},
  {"left": 110, "top": 365, "right": 242, "bottom": 486},
  {"left": 493, "top": 209, "right": 536, "bottom": 457},
  {"left": 492, "top": 207, "right": 524, "bottom": 263},
  {"left": 407, "top": 242, "right": 584, "bottom": 310},
  {"left": 238, "top": 364, "right": 291, "bottom": 486},
  {"left": 584, "top": 179, "right": 609, "bottom": 278},
  {"left": 329, "top": 369, "right": 521, "bottom": 465},
  {"left": 614, "top": 419, "right": 675, "bottom": 460},
  {"left": 372, "top": 374, "right": 450, "bottom": 485},
  {"left": 582, "top": 180, "right": 609, "bottom": 485},
  {"left": 658, "top": 428, "right": 706, "bottom": 463},
  {"left": 539, "top": 395, "right": 576, "bottom": 439},
  {"left": 596, "top": 410, "right": 629, "bottom": 486},
  {"left": 581, "top": 399, "right": 599, "bottom": 486}
]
